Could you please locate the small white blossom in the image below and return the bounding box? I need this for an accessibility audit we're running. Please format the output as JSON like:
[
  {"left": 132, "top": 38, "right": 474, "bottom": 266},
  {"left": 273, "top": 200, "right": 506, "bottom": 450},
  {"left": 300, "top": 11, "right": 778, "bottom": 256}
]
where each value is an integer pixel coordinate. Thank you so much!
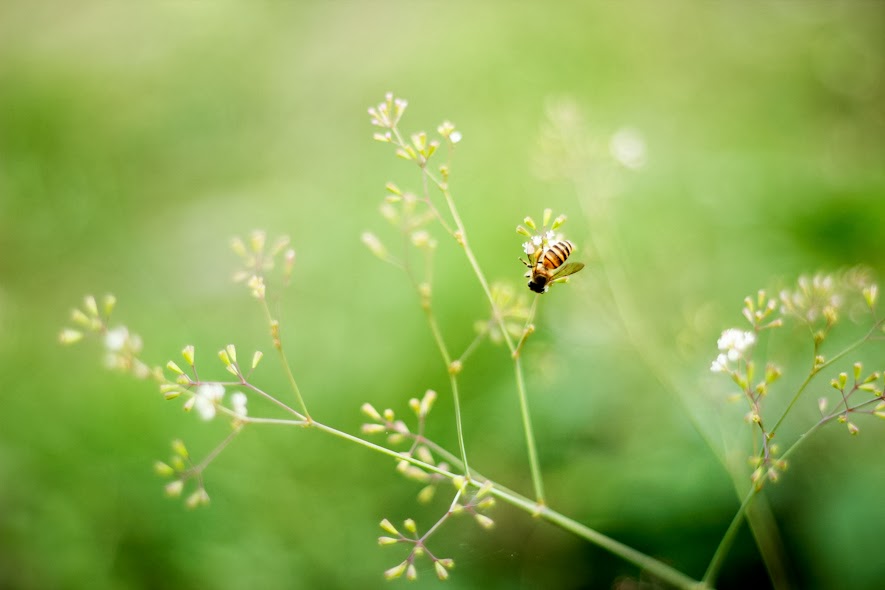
[
  {"left": 522, "top": 242, "right": 535, "bottom": 255},
  {"left": 710, "top": 353, "right": 730, "bottom": 373},
  {"left": 231, "top": 392, "right": 248, "bottom": 418},
  {"left": 544, "top": 230, "right": 556, "bottom": 242},
  {"left": 532, "top": 235, "right": 542, "bottom": 246},
  {"left": 717, "top": 328, "right": 756, "bottom": 361},
  {"left": 194, "top": 383, "right": 225, "bottom": 421},
  {"left": 105, "top": 326, "right": 129, "bottom": 352},
  {"left": 449, "top": 131, "right": 462, "bottom": 143}
]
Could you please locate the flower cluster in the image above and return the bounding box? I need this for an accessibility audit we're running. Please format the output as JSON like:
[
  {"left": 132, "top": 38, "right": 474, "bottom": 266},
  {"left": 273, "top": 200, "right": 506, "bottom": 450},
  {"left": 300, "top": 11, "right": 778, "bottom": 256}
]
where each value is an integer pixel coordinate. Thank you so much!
[
  {"left": 780, "top": 274, "right": 843, "bottom": 326},
  {"left": 379, "top": 518, "right": 454, "bottom": 582},
  {"left": 361, "top": 181, "right": 440, "bottom": 270},
  {"left": 379, "top": 481, "right": 495, "bottom": 582},
  {"left": 368, "top": 93, "right": 409, "bottom": 136},
  {"left": 369, "top": 93, "right": 461, "bottom": 163},
  {"left": 59, "top": 294, "right": 159, "bottom": 380},
  {"left": 154, "top": 439, "right": 211, "bottom": 509},
  {"left": 824, "top": 363, "right": 885, "bottom": 436},
  {"left": 183, "top": 383, "right": 247, "bottom": 421},
  {"left": 711, "top": 270, "right": 883, "bottom": 489},
  {"left": 741, "top": 290, "right": 782, "bottom": 331},
  {"left": 163, "top": 343, "right": 258, "bottom": 423},
  {"left": 710, "top": 329, "right": 756, "bottom": 374},
  {"left": 361, "top": 391, "right": 450, "bottom": 504},
  {"left": 230, "top": 230, "right": 295, "bottom": 300},
  {"left": 517, "top": 208, "right": 568, "bottom": 260},
  {"left": 363, "top": 93, "right": 463, "bottom": 284}
]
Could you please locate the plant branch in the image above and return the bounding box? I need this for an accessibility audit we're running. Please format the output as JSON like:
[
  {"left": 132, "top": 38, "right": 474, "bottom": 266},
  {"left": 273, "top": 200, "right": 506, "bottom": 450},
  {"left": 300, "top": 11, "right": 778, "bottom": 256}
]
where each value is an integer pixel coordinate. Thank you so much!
[
  {"left": 703, "top": 487, "right": 755, "bottom": 586},
  {"left": 303, "top": 417, "right": 703, "bottom": 589},
  {"left": 769, "top": 319, "right": 884, "bottom": 436},
  {"left": 260, "top": 298, "right": 311, "bottom": 422}
]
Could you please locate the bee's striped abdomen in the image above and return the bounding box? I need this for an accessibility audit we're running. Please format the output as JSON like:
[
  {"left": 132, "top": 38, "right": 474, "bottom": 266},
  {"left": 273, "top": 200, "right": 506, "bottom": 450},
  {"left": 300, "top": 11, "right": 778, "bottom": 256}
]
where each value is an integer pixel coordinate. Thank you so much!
[{"left": 540, "top": 240, "right": 574, "bottom": 270}]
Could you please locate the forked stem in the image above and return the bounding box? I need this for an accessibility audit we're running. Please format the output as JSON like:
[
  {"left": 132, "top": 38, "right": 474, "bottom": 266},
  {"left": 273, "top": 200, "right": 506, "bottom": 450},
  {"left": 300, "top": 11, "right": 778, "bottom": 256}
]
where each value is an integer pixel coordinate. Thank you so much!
[
  {"left": 433, "top": 177, "right": 547, "bottom": 503},
  {"left": 260, "top": 299, "right": 311, "bottom": 422}
]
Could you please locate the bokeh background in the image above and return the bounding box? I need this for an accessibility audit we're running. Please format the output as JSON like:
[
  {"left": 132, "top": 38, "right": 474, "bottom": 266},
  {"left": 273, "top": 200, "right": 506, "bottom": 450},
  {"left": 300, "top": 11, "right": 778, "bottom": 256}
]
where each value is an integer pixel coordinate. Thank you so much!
[{"left": 2, "top": 2, "right": 884, "bottom": 589}]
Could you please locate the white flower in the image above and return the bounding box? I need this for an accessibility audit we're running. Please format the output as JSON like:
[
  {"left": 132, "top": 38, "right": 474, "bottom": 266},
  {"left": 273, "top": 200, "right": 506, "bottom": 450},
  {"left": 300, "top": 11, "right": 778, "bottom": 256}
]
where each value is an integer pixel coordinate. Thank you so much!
[
  {"left": 231, "top": 392, "right": 248, "bottom": 418},
  {"left": 531, "top": 235, "right": 542, "bottom": 246},
  {"left": 104, "top": 326, "right": 129, "bottom": 352},
  {"left": 544, "top": 230, "right": 556, "bottom": 243},
  {"left": 449, "top": 131, "right": 462, "bottom": 144},
  {"left": 194, "top": 383, "right": 225, "bottom": 421},
  {"left": 710, "top": 353, "right": 729, "bottom": 373},
  {"left": 522, "top": 242, "right": 535, "bottom": 255},
  {"left": 716, "top": 328, "right": 756, "bottom": 361}
]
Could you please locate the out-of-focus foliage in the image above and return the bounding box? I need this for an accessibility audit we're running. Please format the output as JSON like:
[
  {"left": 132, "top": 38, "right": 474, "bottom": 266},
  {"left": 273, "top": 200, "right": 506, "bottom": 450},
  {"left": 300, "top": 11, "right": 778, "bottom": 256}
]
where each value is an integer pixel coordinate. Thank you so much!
[{"left": 1, "top": 2, "right": 883, "bottom": 589}]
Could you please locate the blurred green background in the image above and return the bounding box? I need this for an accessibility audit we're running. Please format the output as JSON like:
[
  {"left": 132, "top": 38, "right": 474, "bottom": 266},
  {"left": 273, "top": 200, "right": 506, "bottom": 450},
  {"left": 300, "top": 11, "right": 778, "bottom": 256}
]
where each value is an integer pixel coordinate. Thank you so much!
[{"left": 2, "top": 2, "right": 884, "bottom": 589}]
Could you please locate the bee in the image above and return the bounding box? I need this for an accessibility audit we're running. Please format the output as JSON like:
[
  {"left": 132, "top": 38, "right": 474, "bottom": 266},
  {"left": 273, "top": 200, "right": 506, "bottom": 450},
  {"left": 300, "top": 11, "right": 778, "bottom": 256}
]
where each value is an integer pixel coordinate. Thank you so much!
[{"left": 522, "top": 240, "right": 584, "bottom": 294}]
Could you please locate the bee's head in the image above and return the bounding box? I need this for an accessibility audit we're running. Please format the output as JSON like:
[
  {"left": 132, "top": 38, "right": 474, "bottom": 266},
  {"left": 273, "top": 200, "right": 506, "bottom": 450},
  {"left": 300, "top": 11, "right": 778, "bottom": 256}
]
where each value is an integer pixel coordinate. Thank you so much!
[{"left": 527, "top": 277, "right": 547, "bottom": 293}]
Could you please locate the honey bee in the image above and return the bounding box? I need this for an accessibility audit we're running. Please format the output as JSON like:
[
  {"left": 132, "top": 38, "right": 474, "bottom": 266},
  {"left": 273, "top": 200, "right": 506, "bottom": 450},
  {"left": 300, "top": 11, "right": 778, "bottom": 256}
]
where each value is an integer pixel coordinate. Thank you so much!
[{"left": 522, "top": 240, "right": 584, "bottom": 294}]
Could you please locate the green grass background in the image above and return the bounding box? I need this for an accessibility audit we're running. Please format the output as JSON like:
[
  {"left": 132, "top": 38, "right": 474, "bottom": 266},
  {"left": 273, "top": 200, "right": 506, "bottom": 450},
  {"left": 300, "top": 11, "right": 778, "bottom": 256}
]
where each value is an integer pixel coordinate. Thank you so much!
[{"left": 2, "top": 2, "right": 884, "bottom": 589}]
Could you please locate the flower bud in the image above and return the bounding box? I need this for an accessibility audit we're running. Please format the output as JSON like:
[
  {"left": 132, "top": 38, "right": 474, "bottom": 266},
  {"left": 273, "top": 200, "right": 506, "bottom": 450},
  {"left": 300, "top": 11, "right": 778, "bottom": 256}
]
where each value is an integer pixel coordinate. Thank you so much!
[
  {"left": 384, "top": 561, "right": 407, "bottom": 580},
  {"left": 165, "top": 480, "right": 184, "bottom": 498},
  {"left": 403, "top": 518, "right": 417, "bottom": 534},
  {"left": 361, "top": 232, "right": 388, "bottom": 259},
  {"left": 58, "top": 329, "right": 84, "bottom": 345},
  {"left": 153, "top": 461, "right": 174, "bottom": 477},
  {"left": 379, "top": 518, "right": 400, "bottom": 536}
]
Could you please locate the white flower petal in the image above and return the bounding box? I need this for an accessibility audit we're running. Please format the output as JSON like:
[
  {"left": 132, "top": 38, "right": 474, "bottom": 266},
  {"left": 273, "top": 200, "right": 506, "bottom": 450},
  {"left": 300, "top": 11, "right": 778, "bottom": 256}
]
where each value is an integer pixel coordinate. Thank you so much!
[
  {"left": 231, "top": 392, "right": 248, "bottom": 417},
  {"left": 104, "top": 327, "right": 129, "bottom": 352},
  {"left": 193, "top": 383, "right": 225, "bottom": 421},
  {"left": 195, "top": 397, "right": 216, "bottom": 421}
]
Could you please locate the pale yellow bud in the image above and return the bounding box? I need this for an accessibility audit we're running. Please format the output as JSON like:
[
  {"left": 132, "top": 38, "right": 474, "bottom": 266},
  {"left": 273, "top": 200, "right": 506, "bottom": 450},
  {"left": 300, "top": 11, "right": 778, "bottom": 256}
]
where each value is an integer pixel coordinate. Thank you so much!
[{"left": 181, "top": 345, "right": 195, "bottom": 366}]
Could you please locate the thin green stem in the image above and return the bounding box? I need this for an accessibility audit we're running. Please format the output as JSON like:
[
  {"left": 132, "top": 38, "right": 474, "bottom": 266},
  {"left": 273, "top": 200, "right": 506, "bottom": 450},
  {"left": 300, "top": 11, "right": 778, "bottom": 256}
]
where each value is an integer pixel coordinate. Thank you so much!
[
  {"left": 449, "top": 374, "right": 469, "bottom": 476},
  {"left": 456, "top": 329, "right": 487, "bottom": 364},
  {"left": 192, "top": 427, "right": 241, "bottom": 474},
  {"left": 780, "top": 422, "right": 826, "bottom": 465},
  {"left": 430, "top": 178, "right": 546, "bottom": 502},
  {"left": 260, "top": 299, "right": 312, "bottom": 422},
  {"left": 513, "top": 354, "right": 545, "bottom": 505},
  {"left": 311, "top": 420, "right": 458, "bottom": 480},
  {"left": 514, "top": 295, "right": 540, "bottom": 357},
  {"left": 490, "top": 482, "right": 705, "bottom": 589},
  {"left": 244, "top": 382, "right": 305, "bottom": 420},
  {"left": 241, "top": 416, "right": 308, "bottom": 426},
  {"left": 439, "top": 188, "right": 515, "bottom": 352},
  {"left": 305, "top": 418, "right": 702, "bottom": 589},
  {"left": 422, "top": 304, "right": 470, "bottom": 476},
  {"left": 418, "top": 487, "right": 464, "bottom": 543},
  {"left": 744, "top": 494, "right": 791, "bottom": 590},
  {"left": 703, "top": 488, "right": 756, "bottom": 586}
]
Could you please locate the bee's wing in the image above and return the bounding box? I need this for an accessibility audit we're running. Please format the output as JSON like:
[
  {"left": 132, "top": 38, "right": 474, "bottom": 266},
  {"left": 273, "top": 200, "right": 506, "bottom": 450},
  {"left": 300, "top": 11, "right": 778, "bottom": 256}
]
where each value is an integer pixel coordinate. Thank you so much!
[{"left": 551, "top": 262, "right": 584, "bottom": 280}]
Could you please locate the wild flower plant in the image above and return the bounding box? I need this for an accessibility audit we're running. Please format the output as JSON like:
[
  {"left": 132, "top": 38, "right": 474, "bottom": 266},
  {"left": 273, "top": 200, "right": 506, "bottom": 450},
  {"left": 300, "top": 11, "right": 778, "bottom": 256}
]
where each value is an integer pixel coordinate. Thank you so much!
[{"left": 60, "top": 94, "right": 885, "bottom": 588}]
